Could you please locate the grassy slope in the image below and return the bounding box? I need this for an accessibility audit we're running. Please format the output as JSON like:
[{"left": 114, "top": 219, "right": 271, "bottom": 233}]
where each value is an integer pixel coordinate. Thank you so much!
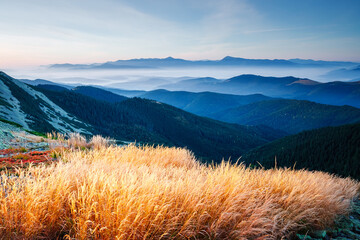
[
  {"left": 0, "top": 145, "right": 358, "bottom": 239},
  {"left": 242, "top": 123, "right": 360, "bottom": 179}
]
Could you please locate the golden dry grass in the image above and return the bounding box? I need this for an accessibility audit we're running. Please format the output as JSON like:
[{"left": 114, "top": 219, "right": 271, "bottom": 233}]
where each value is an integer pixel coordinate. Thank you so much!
[
  {"left": 46, "top": 132, "right": 112, "bottom": 151},
  {"left": 0, "top": 144, "right": 359, "bottom": 239}
]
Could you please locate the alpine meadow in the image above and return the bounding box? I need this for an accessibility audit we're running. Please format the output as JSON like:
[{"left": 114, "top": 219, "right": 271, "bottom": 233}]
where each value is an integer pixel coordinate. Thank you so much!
[{"left": 0, "top": 0, "right": 360, "bottom": 239}]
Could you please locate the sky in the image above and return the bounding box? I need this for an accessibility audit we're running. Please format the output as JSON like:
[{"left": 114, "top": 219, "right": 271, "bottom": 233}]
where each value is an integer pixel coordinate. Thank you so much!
[{"left": 1, "top": 0, "right": 360, "bottom": 68}]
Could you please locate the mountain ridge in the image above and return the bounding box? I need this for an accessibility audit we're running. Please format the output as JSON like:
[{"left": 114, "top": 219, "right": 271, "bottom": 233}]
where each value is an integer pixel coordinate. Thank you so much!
[
  {"left": 29, "top": 80, "right": 360, "bottom": 135},
  {"left": 48, "top": 56, "right": 360, "bottom": 70},
  {"left": 1, "top": 71, "right": 287, "bottom": 160},
  {"left": 209, "top": 99, "right": 360, "bottom": 134},
  {"left": 35, "top": 85, "right": 285, "bottom": 161},
  {"left": 160, "top": 74, "right": 360, "bottom": 108}
]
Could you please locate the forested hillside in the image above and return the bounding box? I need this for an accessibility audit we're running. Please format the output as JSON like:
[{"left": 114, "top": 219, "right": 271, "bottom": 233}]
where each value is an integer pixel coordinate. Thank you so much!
[
  {"left": 36, "top": 86, "right": 285, "bottom": 161},
  {"left": 160, "top": 74, "right": 360, "bottom": 108},
  {"left": 72, "top": 86, "right": 128, "bottom": 103},
  {"left": 242, "top": 123, "right": 360, "bottom": 179},
  {"left": 139, "top": 89, "right": 272, "bottom": 116},
  {"left": 211, "top": 99, "right": 360, "bottom": 134}
]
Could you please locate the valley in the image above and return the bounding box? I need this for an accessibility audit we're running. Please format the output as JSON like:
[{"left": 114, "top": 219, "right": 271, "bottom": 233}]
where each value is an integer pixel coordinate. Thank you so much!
[
  {"left": 1, "top": 69, "right": 359, "bottom": 174},
  {"left": 1, "top": 59, "right": 359, "bottom": 240}
]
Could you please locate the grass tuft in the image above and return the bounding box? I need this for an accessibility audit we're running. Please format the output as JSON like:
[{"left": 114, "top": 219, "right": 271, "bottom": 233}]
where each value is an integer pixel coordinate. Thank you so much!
[{"left": 0, "top": 144, "right": 358, "bottom": 239}]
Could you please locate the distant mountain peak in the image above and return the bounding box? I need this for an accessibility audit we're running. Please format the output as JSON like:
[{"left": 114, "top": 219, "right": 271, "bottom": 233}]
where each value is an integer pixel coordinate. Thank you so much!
[
  {"left": 353, "top": 65, "right": 360, "bottom": 71},
  {"left": 226, "top": 74, "right": 265, "bottom": 81},
  {"left": 221, "top": 56, "right": 245, "bottom": 61},
  {"left": 0, "top": 71, "right": 10, "bottom": 77},
  {"left": 290, "top": 79, "right": 319, "bottom": 85}
]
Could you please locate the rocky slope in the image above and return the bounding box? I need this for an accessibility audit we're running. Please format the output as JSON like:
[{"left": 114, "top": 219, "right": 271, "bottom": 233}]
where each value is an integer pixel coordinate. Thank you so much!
[
  {"left": 0, "top": 71, "right": 92, "bottom": 134},
  {"left": 295, "top": 200, "right": 360, "bottom": 239}
]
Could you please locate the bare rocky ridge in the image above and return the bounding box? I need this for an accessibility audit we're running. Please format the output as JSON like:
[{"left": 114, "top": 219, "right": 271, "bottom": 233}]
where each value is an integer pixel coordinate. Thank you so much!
[{"left": 0, "top": 71, "right": 92, "bottom": 134}]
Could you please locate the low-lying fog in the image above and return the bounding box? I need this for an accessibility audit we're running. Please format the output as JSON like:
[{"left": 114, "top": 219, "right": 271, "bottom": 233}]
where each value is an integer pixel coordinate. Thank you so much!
[{"left": 3, "top": 65, "right": 353, "bottom": 91}]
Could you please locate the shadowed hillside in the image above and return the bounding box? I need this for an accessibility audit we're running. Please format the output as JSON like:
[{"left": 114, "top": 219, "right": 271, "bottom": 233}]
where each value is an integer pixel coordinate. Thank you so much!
[
  {"left": 36, "top": 86, "right": 285, "bottom": 161},
  {"left": 72, "top": 86, "right": 128, "bottom": 103},
  {"left": 160, "top": 74, "right": 360, "bottom": 108},
  {"left": 139, "top": 89, "right": 272, "bottom": 116},
  {"left": 242, "top": 123, "right": 360, "bottom": 179},
  {"left": 210, "top": 99, "right": 360, "bottom": 134}
]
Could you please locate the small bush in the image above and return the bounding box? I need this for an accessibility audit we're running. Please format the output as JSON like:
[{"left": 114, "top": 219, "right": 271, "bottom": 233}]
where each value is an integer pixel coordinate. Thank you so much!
[
  {"left": 89, "top": 135, "right": 112, "bottom": 149},
  {"left": 67, "top": 132, "right": 88, "bottom": 149},
  {"left": 12, "top": 154, "right": 29, "bottom": 160},
  {"left": 19, "top": 147, "right": 27, "bottom": 153}
]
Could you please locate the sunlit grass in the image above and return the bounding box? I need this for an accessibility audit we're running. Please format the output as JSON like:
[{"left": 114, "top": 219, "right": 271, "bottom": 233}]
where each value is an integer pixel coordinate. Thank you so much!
[{"left": 0, "top": 144, "right": 358, "bottom": 239}]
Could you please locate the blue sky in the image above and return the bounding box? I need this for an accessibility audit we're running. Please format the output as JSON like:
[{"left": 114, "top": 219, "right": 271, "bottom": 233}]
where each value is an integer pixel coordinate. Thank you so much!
[{"left": 1, "top": 0, "right": 360, "bottom": 67}]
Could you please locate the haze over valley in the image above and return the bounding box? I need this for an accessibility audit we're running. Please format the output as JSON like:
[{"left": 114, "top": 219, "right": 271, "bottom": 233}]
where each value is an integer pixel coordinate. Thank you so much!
[{"left": 5, "top": 56, "right": 360, "bottom": 91}]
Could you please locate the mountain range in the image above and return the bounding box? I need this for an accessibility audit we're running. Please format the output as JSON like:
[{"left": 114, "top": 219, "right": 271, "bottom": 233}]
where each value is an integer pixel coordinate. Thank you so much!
[
  {"left": 209, "top": 99, "right": 360, "bottom": 134},
  {"left": 20, "top": 72, "right": 360, "bottom": 108},
  {"left": 0, "top": 71, "right": 285, "bottom": 161},
  {"left": 159, "top": 74, "right": 360, "bottom": 108},
  {"left": 25, "top": 83, "right": 360, "bottom": 135},
  {"left": 2, "top": 70, "right": 360, "bottom": 177},
  {"left": 322, "top": 65, "right": 360, "bottom": 81},
  {"left": 37, "top": 85, "right": 286, "bottom": 161},
  {"left": 127, "top": 89, "right": 360, "bottom": 134},
  {"left": 138, "top": 89, "right": 272, "bottom": 116},
  {"left": 49, "top": 56, "right": 359, "bottom": 70}
]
